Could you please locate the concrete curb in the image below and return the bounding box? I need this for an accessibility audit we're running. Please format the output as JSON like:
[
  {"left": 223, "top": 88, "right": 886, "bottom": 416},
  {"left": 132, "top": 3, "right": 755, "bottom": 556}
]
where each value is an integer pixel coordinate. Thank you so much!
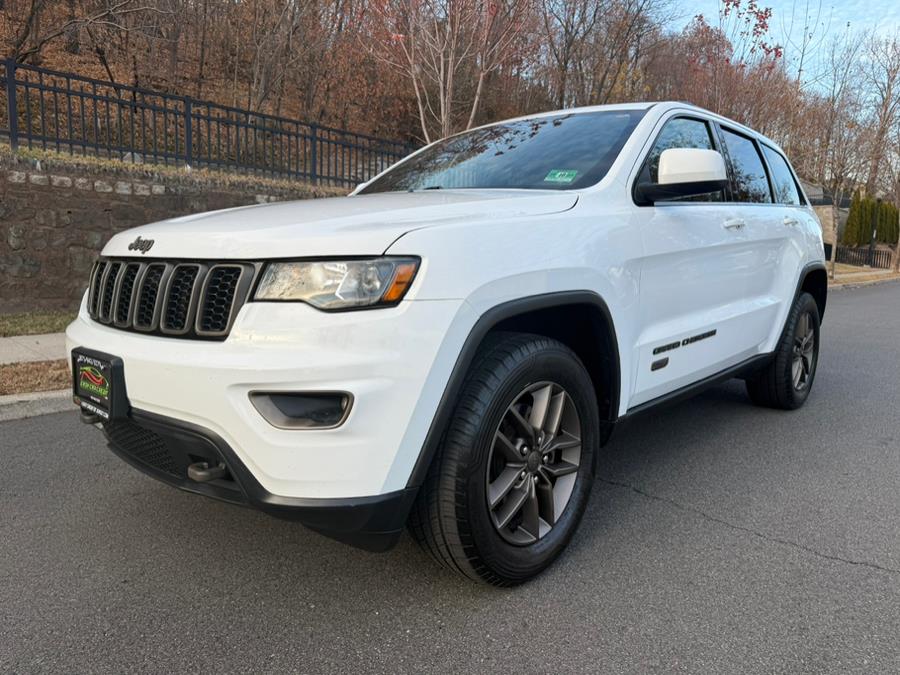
[{"left": 0, "top": 389, "right": 74, "bottom": 422}]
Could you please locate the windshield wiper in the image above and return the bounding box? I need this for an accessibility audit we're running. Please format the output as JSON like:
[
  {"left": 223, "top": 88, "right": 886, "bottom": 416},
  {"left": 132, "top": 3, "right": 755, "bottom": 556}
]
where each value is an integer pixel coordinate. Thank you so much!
[{"left": 408, "top": 185, "right": 443, "bottom": 192}]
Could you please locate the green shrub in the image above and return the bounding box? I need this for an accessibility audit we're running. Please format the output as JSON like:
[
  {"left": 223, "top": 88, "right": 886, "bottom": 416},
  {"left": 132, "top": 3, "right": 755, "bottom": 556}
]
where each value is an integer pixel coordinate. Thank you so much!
[{"left": 843, "top": 192, "right": 898, "bottom": 246}]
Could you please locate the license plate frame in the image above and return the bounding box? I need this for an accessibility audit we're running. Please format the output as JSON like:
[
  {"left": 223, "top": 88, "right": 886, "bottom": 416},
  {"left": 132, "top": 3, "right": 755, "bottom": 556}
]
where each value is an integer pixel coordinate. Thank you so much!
[{"left": 72, "top": 348, "right": 129, "bottom": 421}]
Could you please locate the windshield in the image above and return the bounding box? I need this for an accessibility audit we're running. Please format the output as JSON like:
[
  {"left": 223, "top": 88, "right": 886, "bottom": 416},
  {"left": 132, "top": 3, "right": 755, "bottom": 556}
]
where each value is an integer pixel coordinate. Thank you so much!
[{"left": 360, "top": 109, "right": 647, "bottom": 193}]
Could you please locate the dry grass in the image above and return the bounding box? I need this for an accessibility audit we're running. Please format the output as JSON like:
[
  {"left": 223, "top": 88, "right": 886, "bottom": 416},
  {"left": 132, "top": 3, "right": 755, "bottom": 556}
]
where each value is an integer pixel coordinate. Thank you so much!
[
  {"left": 1, "top": 145, "right": 347, "bottom": 199},
  {"left": 0, "top": 359, "right": 70, "bottom": 396},
  {"left": 831, "top": 262, "right": 890, "bottom": 275},
  {"left": 828, "top": 261, "right": 900, "bottom": 286},
  {"left": 0, "top": 311, "right": 75, "bottom": 337}
]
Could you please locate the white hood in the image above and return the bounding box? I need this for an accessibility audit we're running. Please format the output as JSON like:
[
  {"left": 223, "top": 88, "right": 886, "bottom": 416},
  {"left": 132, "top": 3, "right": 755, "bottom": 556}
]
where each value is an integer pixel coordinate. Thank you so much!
[{"left": 102, "top": 190, "right": 578, "bottom": 259}]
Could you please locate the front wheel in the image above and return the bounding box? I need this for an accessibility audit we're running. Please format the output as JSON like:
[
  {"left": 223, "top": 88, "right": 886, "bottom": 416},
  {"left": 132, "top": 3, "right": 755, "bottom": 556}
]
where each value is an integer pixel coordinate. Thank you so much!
[
  {"left": 746, "top": 291, "right": 820, "bottom": 410},
  {"left": 408, "top": 333, "right": 599, "bottom": 586}
]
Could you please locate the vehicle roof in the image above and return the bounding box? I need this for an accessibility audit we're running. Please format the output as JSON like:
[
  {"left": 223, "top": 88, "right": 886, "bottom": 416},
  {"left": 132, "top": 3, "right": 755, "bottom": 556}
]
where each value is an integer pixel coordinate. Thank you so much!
[{"left": 488, "top": 101, "right": 786, "bottom": 156}]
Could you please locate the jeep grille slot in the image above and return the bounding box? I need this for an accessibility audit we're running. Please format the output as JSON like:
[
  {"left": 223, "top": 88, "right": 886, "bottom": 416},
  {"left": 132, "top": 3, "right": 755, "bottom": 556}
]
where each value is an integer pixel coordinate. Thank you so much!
[
  {"left": 115, "top": 263, "right": 141, "bottom": 326},
  {"left": 161, "top": 264, "right": 202, "bottom": 333},
  {"left": 197, "top": 265, "right": 245, "bottom": 336},
  {"left": 134, "top": 263, "right": 167, "bottom": 330},
  {"left": 99, "top": 262, "right": 122, "bottom": 323},
  {"left": 86, "top": 258, "right": 256, "bottom": 340},
  {"left": 88, "top": 261, "right": 108, "bottom": 316}
]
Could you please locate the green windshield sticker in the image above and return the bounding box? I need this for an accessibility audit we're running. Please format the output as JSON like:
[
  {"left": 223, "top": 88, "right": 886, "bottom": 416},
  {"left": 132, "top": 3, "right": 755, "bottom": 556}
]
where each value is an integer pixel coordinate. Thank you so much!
[{"left": 544, "top": 169, "right": 578, "bottom": 183}]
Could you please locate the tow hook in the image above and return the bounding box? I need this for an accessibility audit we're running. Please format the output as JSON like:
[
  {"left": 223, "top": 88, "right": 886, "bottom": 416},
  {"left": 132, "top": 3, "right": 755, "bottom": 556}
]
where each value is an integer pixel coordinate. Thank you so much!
[
  {"left": 187, "top": 461, "right": 227, "bottom": 483},
  {"left": 79, "top": 410, "right": 102, "bottom": 425}
]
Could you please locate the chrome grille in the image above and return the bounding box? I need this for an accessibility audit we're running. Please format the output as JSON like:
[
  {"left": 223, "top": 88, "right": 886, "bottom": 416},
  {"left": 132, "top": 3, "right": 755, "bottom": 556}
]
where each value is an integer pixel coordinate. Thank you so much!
[{"left": 87, "top": 258, "right": 256, "bottom": 340}]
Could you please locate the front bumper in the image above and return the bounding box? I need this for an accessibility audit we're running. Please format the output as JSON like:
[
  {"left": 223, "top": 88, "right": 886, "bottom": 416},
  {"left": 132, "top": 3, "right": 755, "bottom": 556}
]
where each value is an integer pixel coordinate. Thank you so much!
[
  {"left": 98, "top": 407, "right": 418, "bottom": 550},
  {"left": 66, "top": 295, "right": 471, "bottom": 501}
]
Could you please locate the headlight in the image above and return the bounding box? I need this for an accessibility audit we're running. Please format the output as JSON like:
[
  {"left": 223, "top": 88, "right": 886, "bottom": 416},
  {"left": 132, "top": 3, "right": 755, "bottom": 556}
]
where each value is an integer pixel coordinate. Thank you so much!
[{"left": 253, "top": 257, "right": 419, "bottom": 310}]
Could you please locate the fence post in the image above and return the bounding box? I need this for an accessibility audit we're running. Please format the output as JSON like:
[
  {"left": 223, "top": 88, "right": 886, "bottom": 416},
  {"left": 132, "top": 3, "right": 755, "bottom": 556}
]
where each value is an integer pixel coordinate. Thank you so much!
[
  {"left": 868, "top": 197, "right": 881, "bottom": 266},
  {"left": 309, "top": 124, "right": 318, "bottom": 185},
  {"left": 4, "top": 58, "right": 18, "bottom": 152},
  {"left": 183, "top": 97, "right": 193, "bottom": 169}
]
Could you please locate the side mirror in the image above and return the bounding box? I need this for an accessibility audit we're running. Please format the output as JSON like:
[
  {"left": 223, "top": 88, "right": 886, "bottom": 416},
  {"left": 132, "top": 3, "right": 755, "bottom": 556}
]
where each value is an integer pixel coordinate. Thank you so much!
[{"left": 635, "top": 148, "right": 728, "bottom": 205}]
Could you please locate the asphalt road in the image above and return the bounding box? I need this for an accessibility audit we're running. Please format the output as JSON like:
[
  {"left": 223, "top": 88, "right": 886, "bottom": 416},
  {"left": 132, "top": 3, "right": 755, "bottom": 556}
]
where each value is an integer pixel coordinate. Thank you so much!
[{"left": 3, "top": 282, "right": 900, "bottom": 674}]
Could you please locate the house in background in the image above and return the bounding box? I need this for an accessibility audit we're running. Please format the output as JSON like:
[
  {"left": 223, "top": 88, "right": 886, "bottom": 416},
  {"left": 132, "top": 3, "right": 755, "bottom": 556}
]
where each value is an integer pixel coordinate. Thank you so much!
[{"left": 800, "top": 179, "right": 851, "bottom": 256}]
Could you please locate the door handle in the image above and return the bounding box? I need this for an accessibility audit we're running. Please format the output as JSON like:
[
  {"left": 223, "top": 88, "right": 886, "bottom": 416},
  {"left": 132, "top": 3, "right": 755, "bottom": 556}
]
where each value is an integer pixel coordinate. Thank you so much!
[
  {"left": 783, "top": 216, "right": 799, "bottom": 226},
  {"left": 723, "top": 218, "right": 746, "bottom": 231}
]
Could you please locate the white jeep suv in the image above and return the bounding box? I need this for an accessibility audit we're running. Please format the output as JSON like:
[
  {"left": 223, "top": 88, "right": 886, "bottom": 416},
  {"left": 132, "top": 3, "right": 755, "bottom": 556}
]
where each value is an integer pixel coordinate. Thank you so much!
[{"left": 67, "top": 102, "right": 826, "bottom": 585}]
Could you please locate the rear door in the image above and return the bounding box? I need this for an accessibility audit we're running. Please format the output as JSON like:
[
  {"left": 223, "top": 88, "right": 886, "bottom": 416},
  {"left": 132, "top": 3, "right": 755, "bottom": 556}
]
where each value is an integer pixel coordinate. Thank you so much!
[
  {"left": 757, "top": 143, "right": 814, "bottom": 344},
  {"left": 629, "top": 115, "right": 764, "bottom": 408},
  {"left": 715, "top": 126, "right": 794, "bottom": 353}
]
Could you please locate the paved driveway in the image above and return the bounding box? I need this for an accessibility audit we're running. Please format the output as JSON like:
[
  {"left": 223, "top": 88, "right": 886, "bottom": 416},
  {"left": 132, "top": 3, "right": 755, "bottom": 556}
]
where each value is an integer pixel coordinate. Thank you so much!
[{"left": 2, "top": 282, "right": 900, "bottom": 673}]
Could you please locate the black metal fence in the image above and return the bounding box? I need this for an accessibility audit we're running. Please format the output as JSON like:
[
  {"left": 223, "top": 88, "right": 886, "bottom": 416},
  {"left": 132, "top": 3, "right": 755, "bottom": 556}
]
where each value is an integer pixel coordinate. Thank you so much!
[
  {"left": 835, "top": 245, "right": 893, "bottom": 269},
  {"left": 0, "top": 60, "right": 414, "bottom": 188}
]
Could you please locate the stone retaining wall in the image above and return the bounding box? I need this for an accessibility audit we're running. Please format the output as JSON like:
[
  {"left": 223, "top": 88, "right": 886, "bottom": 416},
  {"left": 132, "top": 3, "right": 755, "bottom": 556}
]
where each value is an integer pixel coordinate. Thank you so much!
[{"left": 0, "top": 153, "right": 341, "bottom": 312}]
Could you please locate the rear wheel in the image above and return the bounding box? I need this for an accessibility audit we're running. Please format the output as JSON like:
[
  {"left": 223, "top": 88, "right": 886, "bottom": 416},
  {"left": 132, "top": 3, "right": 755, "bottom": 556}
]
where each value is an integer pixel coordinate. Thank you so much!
[
  {"left": 408, "top": 333, "right": 599, "bottom": 586},
  {"left": 746, "top": 291, "right": 820, "bottom": 410}
]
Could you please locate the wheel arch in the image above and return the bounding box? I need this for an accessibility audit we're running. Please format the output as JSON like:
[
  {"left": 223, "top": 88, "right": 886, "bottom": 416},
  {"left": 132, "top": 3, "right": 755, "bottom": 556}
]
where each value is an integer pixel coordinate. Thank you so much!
[
  {"left": 406, "top": 291, "right": 621, "bottom": 489},
  {"left": 800, "top": 263, "right": 827, "bottom": 322}
]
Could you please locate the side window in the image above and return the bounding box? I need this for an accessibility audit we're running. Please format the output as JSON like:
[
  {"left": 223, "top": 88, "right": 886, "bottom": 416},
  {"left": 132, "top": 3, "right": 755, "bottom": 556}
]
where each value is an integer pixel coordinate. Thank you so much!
[
  {"left": 719, "top": 129, "right": 772, "bottom": 203},
  {"left": 640, "top": 117, "right": 723, "bottom": 202},
  {"left": 762, "top": 145, "right": 802, "bottom": 205}
]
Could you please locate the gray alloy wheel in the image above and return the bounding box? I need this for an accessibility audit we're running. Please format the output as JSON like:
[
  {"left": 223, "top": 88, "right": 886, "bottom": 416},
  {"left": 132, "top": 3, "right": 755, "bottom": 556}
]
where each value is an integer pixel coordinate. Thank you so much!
[
  {"left": 486, "top": 381, "right": 581, "bottom": 546},
  {"left": 408, "top": 332, "right": 598, "bottom": 585},
  {"left": 792, "top": 310, "right": 815, "bottom": 391},
  {"left": 745, "top": 291, "right": 820, "bottom": 410}
]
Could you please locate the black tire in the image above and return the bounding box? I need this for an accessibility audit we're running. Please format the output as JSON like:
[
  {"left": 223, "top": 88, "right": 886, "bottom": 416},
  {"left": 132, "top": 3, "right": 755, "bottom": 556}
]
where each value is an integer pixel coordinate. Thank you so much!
[
  {"left": 408, "top": 332, "right": 599, "bottom": 586},
  {"left": 745, "top": 292, "right": 820, "bottom": 410}
]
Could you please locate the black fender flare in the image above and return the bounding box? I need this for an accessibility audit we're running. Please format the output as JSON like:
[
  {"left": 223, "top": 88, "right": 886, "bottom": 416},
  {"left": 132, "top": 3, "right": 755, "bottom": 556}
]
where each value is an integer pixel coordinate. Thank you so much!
[
  {"left": 793, "top": 260, "right": 828, "bottom": 323},
  {"left": 405, "top": 290, "right": 620, "bottom": 488}
]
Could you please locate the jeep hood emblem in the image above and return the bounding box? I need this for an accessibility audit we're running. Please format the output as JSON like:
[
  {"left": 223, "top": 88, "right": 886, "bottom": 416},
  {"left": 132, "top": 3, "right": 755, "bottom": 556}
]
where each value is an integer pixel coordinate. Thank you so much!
[{"left": 128, "top": 236, "right": 154, "bottom": 254}]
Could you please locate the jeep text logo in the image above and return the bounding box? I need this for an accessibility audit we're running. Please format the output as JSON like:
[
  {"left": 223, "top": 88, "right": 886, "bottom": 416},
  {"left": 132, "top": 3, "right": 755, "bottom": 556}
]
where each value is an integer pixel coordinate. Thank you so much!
[{"left": 128, "top": 236, "right": 155, "bottom": 254}]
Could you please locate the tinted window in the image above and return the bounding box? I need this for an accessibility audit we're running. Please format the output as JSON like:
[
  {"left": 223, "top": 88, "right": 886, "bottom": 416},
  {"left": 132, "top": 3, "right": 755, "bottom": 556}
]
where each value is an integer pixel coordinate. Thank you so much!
[
  {"left": 762, "top": 145, "right": 802, "bottom": 205},
  {"left": 720, "top": 129, "right": 772, "bottom": 203},
  {"left": 360, "top": 110, "right": 646, "bottom": 193},
  {"left": 640, "top": 117, "right": 723, "bottom": 202}
]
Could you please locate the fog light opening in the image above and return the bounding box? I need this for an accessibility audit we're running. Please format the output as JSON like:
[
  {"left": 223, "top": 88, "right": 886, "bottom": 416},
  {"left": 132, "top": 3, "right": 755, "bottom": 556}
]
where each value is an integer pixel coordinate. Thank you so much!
[{"left": 250, "top": 392, "right": 352, "bottom": 429}]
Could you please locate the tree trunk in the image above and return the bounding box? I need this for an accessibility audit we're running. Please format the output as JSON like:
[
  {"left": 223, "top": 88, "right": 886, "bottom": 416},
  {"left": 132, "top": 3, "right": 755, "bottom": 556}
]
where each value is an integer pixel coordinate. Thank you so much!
[
  {"left": 196, "top": 0, "right": 209, "bottom": 98},
  {"left": 466, "top": 70, "right": 486, "bottom": 130},
  {"left": 168, "top": 18, "right": 181, "bottom": 91},
  {"left": 64, "top": 0, "right": 80, "bottom": 54}
]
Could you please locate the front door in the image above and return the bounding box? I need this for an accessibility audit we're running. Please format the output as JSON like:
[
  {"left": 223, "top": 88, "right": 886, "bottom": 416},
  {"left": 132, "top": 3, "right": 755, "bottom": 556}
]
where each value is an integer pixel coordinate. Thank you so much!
[{"left": 628, "top": 115, "right": 769, "bottom": 408}]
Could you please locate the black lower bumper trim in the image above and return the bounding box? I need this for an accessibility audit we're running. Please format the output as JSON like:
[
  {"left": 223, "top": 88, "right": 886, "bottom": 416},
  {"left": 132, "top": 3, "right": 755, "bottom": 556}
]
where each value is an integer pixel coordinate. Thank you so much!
[{"left": 101, "top": 408, "right": 417, "bottom": 552}]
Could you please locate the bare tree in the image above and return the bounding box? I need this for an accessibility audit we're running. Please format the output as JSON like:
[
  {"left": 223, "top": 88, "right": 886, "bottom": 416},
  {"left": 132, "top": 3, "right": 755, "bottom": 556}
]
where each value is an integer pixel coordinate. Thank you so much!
[
  {"left": 465, "top": 0, "right": 533, "bottom": 129},
  {"left": 863, "top": 36, "right": 900, "bottom": 195},
  {"left": 778, "top": 0, "right": 829, "bottom": 157},
  {"left": 8, "top": 0, "right": 153, "bottom": 64},
  {"left": 539, "top": 0, "right": 602, "bottom": 108},
  {"left": 367, "top": 0, "right": 512, "bottom": 142}
]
